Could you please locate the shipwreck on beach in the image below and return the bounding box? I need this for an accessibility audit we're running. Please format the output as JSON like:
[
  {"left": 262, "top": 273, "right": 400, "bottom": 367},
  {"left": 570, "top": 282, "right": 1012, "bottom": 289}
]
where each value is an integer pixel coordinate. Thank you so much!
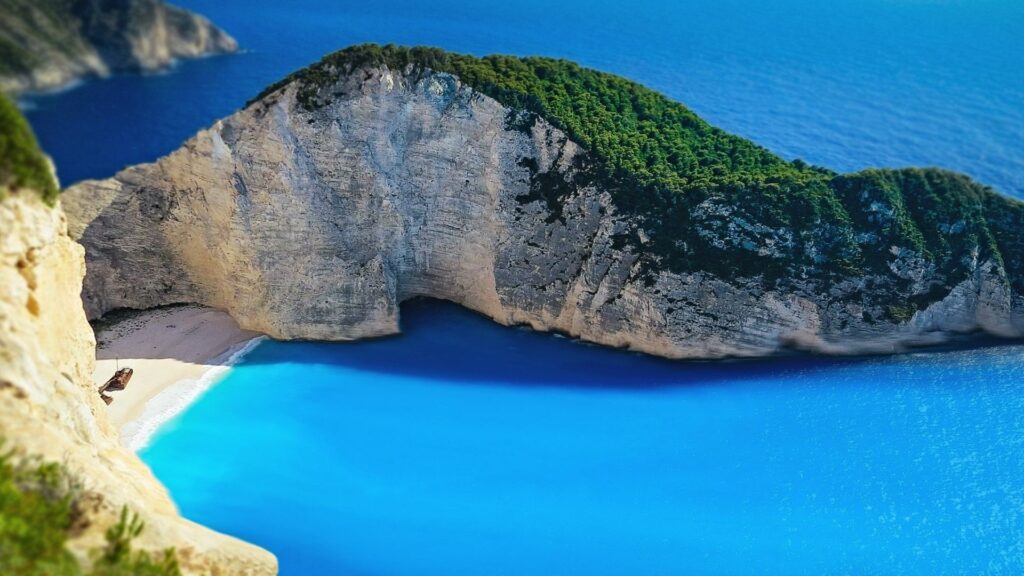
[{"left": 99, "top": 367, "right": 133, "bottom": 404}]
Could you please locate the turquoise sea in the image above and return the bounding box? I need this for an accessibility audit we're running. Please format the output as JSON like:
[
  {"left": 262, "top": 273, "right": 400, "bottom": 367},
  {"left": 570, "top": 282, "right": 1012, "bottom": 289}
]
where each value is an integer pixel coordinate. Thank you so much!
[
  {"left": 141, "top": 302, "right": 1024, "bottom": 575},
  {"left": 21, "top": 0, "right": 1024, "bottom": 574}
]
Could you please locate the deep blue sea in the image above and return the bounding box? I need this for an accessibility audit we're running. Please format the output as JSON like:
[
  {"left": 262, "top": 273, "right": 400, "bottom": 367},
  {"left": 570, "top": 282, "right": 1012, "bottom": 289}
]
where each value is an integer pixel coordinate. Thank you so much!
[{"left": 20, "top": 0, "right": 1024, "bottom": 574}]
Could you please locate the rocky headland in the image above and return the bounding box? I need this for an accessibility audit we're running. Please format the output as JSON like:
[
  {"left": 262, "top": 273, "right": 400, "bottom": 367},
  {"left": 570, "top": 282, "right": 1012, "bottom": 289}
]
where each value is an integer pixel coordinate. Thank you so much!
[
  {"left": 0, "top": 0, "right": 237, "bottom": 95},
  {"left": 64, "top": 44, "right": 1024, "bottom": 359}
]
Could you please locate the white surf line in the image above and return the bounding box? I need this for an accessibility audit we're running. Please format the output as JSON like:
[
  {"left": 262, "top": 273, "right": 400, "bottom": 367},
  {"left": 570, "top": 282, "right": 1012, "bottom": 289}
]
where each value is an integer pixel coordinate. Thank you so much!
[{"left": 121, "top": 336, "right": 267, "bottom": 452}]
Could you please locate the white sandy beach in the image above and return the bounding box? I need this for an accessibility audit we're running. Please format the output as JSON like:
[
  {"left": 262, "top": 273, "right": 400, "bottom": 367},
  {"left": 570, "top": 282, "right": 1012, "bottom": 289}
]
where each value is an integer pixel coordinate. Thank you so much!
[{"left": 91, "top": 305, "right": 262, "bottom": 451}]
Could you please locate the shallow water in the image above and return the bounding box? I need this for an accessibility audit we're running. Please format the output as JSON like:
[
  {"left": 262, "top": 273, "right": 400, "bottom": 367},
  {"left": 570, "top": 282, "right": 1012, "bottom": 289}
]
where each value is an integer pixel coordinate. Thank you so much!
[{"left": 141, "top": 301, "right": 1024, "bottom": 575}]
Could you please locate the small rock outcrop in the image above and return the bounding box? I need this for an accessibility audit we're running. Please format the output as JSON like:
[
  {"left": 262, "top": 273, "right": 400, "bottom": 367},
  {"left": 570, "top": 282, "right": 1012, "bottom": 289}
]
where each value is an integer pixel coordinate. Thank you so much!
[
  {"left": 64, "top": 46, "right": 1024, "bottom": 359},
  {"left": 0, "top": 0, "right": 238, "bottom": 95}
]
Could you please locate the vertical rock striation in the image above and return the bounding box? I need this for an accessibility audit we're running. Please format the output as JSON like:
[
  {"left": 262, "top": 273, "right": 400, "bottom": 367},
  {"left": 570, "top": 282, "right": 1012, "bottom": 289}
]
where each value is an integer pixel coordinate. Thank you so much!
[{"left": 63, "top": 59, "right": 1024, "bottom": 359}]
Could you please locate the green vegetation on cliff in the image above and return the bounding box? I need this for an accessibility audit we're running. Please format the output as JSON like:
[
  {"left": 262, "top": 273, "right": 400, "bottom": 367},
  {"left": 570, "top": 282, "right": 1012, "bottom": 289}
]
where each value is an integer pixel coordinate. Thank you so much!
[
  {"left": 259, "top": 44, "right": 1024, "bottom": 314},
  {"left": 0, "top": 93, "right": 57, "bottom": 205},
  {"left": 0, "top": 442, "right": 180, "bottom": 576}
]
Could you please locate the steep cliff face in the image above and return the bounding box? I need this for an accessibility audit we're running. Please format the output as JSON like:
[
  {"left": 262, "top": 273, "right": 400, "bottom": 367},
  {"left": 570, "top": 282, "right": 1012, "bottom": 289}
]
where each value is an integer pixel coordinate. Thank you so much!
[
  {"left": 0, "top": 0, "right": 237, "bottom": 95},
  {"left": 0, "top": 91, "right": 274, "bottom": 573},
  {"left": 0, "top": 197, "right": 276, "bottom": 574},
  {"left": 63, "top": 56, "right": 1024, "bottom": 358}
]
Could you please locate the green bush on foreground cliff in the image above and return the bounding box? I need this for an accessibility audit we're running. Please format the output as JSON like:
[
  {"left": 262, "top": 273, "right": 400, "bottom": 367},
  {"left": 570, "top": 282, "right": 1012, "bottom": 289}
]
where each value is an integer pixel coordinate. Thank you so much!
[
  {"left": 0, "top": 441, "right": 180, "bottom": 576},
  {"left": 259, "top": 44, "right": 1024, "bottom": 315},
  {"left": 0, "top": 92, "right": 58, "bottom": 205}
]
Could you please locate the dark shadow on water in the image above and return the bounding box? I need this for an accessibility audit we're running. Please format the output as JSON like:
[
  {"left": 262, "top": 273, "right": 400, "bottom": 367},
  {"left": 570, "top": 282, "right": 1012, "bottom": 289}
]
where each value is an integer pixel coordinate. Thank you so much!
[{"left": 234, "top": 298, "right": 1021, "bottom": 390}]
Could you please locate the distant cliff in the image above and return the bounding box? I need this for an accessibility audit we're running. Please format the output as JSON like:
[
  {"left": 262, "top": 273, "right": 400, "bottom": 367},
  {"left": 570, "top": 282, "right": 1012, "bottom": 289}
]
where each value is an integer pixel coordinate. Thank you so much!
[
  {"left": 0, "top": 0, "right": 237, "bottom": 95},
  {"left": 64, "top": 45, "right": 1024, "bottom": 359},
  {"left": 0, "top": 93, "right": 275, "bottom": 574}
]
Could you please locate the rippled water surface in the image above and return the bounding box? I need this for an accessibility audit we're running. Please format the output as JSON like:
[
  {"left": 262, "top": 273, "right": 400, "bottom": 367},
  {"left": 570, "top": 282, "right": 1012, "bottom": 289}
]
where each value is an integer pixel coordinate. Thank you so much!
[{"left": 142, "top": 301, "right": 1024, "bottom": 575}]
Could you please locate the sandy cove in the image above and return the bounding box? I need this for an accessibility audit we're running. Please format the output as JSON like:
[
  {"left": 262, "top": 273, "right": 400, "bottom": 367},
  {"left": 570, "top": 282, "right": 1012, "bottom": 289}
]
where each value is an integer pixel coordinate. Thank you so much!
[{"left": 90, "top": 304, "right": 262, "bottom": 451}]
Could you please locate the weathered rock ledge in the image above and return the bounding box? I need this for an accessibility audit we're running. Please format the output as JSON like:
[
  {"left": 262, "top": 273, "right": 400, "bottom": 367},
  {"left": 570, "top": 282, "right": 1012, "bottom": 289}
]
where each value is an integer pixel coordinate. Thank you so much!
[{"left": 64, "top": 65, "right": 1024, "bottom": 359}]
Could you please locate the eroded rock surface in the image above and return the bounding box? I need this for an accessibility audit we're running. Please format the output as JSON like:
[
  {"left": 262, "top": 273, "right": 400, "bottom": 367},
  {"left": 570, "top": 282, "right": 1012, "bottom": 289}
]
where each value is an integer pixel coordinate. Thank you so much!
[
  {"left": 65, "top": 65, "right": 1024, "bottom": 358},
  {"left": 0, "top": 196, "right": 275, "bottom": 574}
]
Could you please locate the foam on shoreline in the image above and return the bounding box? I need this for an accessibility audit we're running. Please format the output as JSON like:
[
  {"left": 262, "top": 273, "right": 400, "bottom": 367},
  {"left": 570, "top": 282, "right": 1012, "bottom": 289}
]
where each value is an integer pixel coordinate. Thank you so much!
[
  {"left": 90, "top": 304, "right": 263, "bottom": 451},
  {"left": 121, "top": 336, "right": 266, "bottom": 452}
]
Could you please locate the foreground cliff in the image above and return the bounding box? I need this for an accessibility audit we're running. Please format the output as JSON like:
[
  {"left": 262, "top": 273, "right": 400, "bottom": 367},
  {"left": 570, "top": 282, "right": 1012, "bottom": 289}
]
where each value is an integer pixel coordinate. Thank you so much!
[
  {"left": 0, "top": 0, "right": 237, "bottom": 95},
  {"left": 0, "top": 94, "right": 275, "bottom": 574},
  {"left": 65, "top": 45, "right": 1024, "bottom": 359}
]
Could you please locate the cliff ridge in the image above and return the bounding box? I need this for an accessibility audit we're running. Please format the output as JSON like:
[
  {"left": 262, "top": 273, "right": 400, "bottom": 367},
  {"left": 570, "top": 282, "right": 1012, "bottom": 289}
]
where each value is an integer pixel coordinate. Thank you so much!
[{"left": 63, "top": 46, "right": 1024, "bottom": 358}]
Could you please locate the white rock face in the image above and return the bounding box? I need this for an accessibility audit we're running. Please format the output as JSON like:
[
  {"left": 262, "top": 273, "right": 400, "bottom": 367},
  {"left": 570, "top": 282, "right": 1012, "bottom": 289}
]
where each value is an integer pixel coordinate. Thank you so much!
[
  {"left": 0, "top": 196, "right": 275, "bottom": 575},
  {"left": 64, "top": 66, "right": 1024, "bottom": 359},
  {"left": 0, "top": 0, "right": 238, "bottom": 95}
]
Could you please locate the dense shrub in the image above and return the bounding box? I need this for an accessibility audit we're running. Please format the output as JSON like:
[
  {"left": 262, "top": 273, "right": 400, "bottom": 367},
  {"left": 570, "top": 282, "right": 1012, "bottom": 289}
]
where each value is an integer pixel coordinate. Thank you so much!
[
  {"left": 0, "top": 92, "right": 58, "bottom": 205},
  {"left": 0, "top": 441, "right": 180, "bottom": 576}
]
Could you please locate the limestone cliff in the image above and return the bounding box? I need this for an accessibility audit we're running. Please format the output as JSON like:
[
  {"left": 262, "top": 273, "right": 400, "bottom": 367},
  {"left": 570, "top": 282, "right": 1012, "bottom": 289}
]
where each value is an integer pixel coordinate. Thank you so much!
[
  {"left": 0, "top": 91, "right": 274, "bottom": 573},
  {"left": 0, "top": 0, "right": 237, "bottom": 95},
  {"left": 64, "top": 49, "right": 1024, "bottom": 359},
  {"left": 0, "top": 196, "right": 276, "bottom": 574}
]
